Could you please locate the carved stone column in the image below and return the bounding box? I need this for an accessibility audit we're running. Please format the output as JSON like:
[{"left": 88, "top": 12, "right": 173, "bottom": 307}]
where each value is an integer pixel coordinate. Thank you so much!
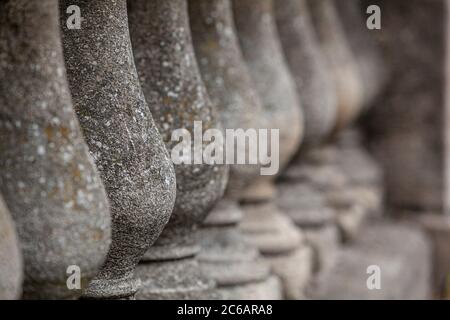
[
  {"left": 275, "top": 0, "right": 337, "bottom": 147},
  {"left": 0, "top": 0, "right": 111, "bottom": 299},
  {"left": 128, "top": 0, "right": 228, "bottom": 299},
  {"left": 233, "top": 0, "right": 313, "bottom": 299},
  {"left": 60, "top": 0, "right": 176, "bottom": 299},
  {"left": 0, "top": 195, "right": 22, "bottom": 299},
  {"left": 188, "top": 0, "right": 279, "bottom": 299},
  {"left": 295, "top": 0, "right": 384, "bottom": 242},
  {"left": 334, "top": 0, "right": 386, "bottom": 111},
  {"left": 273, "top": 0, "right": 341, "bottom": 275},
  {"left": 307, "top": 0, "right": 363, "bottom": 133},
  {"left": 331, "top": 0, "right": 386, "bottom": 224}
]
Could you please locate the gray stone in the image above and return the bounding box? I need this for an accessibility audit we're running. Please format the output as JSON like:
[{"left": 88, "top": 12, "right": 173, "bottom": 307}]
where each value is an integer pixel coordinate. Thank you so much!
[
  {"left": 277, "top": 183, "right": 336, "bottom": 228},
  {"left": 233, "top": 0, "right": 312, "bottom": 299},
  {"left": 303, "top": 224, "right": 340, "bottom": 274},
  {"left": 266, "top": 245, "right": 313, "bottom": 300},
  {"left": 0, "top": 195, "right": 22, "bottom": 299},
  {"left": 333, "top": 0, "right": 387, "bottom": 110},
  {"left": 274, "top": 0, "right": 337, "bottom": 147},
  {"left": 0, "top": 0, "right": 111, "bottom": 299},
  {"left": 233, "top": 0, "right": 303, "bottom": 173},
  {"left": 128, "top": 0, "right": 228, "bottom": 299},
  {"left": 188, "top": 0, "right": 275, "bottom": 299},
  {"left": 307, "top": 0, "right": 363, "bottom": 133},
  {"left": 362, "top": 0, "right": 449, "bottom": 213},
  {"left": 60, "top": 0, "right": 176, "bottom": 299},
  {"left": 276, "top": 181, "right": 340, "bottom": 272},
  {"left": 416, "top": 214, "right": 450, "bottom": 298},
  {"left": 309, "top": 221, "right": 431, "bottom": 299},
  {"left": 289, "top": 143, "right": 380, "bottom": 241},
  {"left": 240, "top": 202, "right": 303, "bottom": 255},
  {"left": 216, "top": 276, "right": 282, "bottom": 300},
  {"left": 272, "top": 0, "right": 344, "bottom": 272}
]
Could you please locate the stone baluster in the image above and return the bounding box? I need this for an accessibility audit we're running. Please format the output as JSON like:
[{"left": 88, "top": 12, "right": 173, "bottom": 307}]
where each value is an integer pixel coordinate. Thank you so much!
[
  {"left": 188, "top": 0, "right": 279, "bottom": 299},
  {"left": 361, "top": 0, "right": 450, "bottom": 297},
  {"left": 273, "top": 0, "right": 341, "bottom": 274},
  {"left": 128, "top": 0, "right": 228, "bottom": 299},
  {"left": 0, "top": 195, "right": 22, "bottom": 299},
  {"left": 60, "top": 0, "right": 176, "bottom": 299},
  {"left": 307, "top": 0, "right": 363, "bottom": 134},
  {"left": 333, "top": 0, "right": 386, "bottom": 111},
  {"left": 275, "top": 0, "right": 337, "bottom": 148},
  {"left": 0, "top": 0, "right": 111, "bottom": 299},
  {"left": 330, "top": 0, "right": 386, "bottom": 222},
  {"left": 232, "top": 0, "right": 313, "bottom": 299},
  {"left": 288, "top": 0, "right": 384, "bottom": 244}
]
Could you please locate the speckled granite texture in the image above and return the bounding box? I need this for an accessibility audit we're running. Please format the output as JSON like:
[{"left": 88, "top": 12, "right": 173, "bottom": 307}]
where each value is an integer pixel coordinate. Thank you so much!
[
  {"left": 0, "top": 0, "right": 111, "bottom": 299},
  {"left": 128, "top": 0, "right": 228, "bottom": 299},
  {"left": 60, "top": 0, "right": 176, "bottom": 299}
]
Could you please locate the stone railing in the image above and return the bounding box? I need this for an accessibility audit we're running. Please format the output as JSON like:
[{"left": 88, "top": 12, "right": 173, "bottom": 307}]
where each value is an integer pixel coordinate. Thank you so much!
[{"left": 0, "top": 0, "right": 448, "bottom": 300}]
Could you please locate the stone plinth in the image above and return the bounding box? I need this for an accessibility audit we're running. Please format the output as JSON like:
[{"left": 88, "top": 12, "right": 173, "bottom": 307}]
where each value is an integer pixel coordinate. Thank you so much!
[
  {"left": 0, "top": 0, "right": 111, "bottom": 299},
  {"left": 61, "top": 0, "right": 176, "bottom": 299},
  {"left": 309, "top": 221, "right": 431, "bottom": 299}
]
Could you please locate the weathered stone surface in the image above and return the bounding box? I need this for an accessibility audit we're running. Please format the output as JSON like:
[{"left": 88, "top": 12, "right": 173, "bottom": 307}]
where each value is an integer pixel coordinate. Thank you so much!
[
  {"left": 196, "top": 223, "right": 270, "bottom": 287},
  {"left": 334, "top": 130, "right": 384, "bottom": 219},
  {"left": 0, "top": 0, "right": 111, "bottom": 299},
  {"left": 303, "top": 224, "right": 340, "bottom": 274},
  {"left": 240, "top": 191, "right": 313, "bottom": 299},
  {"left": 135, "top": 259, "right": 219, "bottom": 300},
  {"left": 216, "top": 276, "right": 282, "bottom": 300},
  {"left": 271, "top": 0, "right": 343, "bottom": 274},
  {"left": 233, "top": 0, "right": 303, "bottom": 174},
  {"left": 128, "top": 0, "right": 228, "bottom": 299},
  {"left": 275, "top": 0, "right": 337, "bottom": 146},
  {"left": 277, "top": 183, "right": 336, "bottom": 228},
  {"left": 0, "top": 195, "right": 22, "bottom": 299},
  {"left": 240, "top": 202, "right": 303, "bottom": 255},
  {"left": 362, "top": 0, "right": 449, "bottom": 213},
  {"left": 266, "top": 245, "right": 313, "bottom": 300},
  {"left": 307, "top": 0, "right": 363, "bottom": 133},
  {"left": 233, "top": 0, "right": 312, "bottom": 299},
  {"left": 309, "top": 221, "right": 431, "bottom": 299},
  {"left": 276, "top": 180, "right": 340, "bottom": 272},
  {"left": 287, "top": 144, "right": 379, "bottom": 241},
  {"left": 188, "top": 0, "right": 274, "bottom": 299},
  {"left": 189, "top": 0, "right": 262, "bottom": 195},
  {"left": 333, "top": 0, "right": 386, "bottom": 110},
  {"left": 61, "top": 0, "right": 175, "bottom": 299}
]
